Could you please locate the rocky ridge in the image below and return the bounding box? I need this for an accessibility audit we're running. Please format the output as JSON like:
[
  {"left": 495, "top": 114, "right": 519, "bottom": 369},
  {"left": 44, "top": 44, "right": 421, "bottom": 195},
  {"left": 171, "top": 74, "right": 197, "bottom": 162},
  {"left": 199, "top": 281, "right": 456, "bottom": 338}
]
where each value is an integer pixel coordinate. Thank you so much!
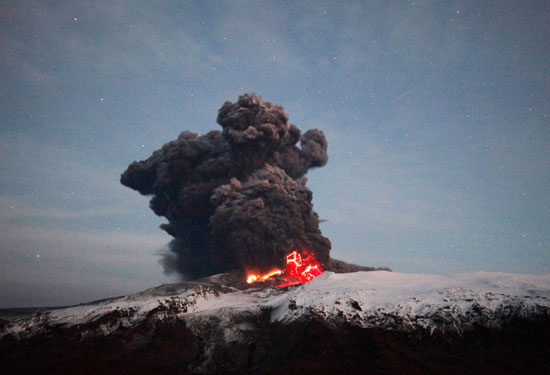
[{"left": 1, "top": 271, "right": 549, "bottom": 374}]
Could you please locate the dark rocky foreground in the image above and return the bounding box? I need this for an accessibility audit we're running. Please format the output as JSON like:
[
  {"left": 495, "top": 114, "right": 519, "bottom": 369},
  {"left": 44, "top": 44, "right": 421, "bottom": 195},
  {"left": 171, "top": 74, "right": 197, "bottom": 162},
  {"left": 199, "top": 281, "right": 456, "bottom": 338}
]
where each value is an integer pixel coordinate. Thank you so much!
[
  {"left": 1, "top": 271, "right": 549, "bottom": 374},
  {"left": 1, "top": 312, "right": 549, "bottom": 374}
]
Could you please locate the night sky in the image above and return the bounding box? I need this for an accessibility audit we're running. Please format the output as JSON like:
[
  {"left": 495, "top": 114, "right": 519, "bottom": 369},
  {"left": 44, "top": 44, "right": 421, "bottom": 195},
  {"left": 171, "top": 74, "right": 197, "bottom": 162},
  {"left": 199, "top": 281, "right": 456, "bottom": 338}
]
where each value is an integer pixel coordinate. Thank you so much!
[{"left": 1, "top": 0, "right": 549, "bottom": 307}]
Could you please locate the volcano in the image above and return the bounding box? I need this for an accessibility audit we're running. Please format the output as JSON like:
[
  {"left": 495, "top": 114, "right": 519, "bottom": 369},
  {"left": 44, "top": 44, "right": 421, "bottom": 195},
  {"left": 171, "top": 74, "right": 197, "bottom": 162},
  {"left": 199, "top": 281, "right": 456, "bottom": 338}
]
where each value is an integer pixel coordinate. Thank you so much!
[
  {"left": 1, "top": 271, "right": 549, "bottom": 374},
  {"left": 120, "top": 93, "right": 389, "bottom": 280}
]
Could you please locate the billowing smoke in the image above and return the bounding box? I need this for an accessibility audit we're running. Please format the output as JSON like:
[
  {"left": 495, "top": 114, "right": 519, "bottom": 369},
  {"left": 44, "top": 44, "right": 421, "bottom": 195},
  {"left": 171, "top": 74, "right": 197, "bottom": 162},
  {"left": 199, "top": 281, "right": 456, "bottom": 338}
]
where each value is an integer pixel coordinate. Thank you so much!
[{"left": 121, "top": 93, "right": 384, "bottom": 279}]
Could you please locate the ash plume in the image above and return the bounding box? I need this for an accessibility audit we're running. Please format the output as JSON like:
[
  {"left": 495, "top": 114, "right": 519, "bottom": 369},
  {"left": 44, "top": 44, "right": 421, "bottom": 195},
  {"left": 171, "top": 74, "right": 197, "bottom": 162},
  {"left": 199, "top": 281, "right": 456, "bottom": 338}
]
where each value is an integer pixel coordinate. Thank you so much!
[{"left": 121, "top": 93, "right": 383, "bottom": 279}]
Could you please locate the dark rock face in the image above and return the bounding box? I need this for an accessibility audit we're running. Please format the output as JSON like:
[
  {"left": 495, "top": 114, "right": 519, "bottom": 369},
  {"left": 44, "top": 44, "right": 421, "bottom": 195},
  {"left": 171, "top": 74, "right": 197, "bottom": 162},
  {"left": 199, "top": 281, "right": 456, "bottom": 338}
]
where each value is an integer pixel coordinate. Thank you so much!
[
  {"left": 1, "top": 272, "right": 549, "bottom": 374},
  {"left": 1, "top": 314, "right": 549, "bottom": 374},
  {"left": 0, "top": 311, "right": 198, "bottom": 375}
]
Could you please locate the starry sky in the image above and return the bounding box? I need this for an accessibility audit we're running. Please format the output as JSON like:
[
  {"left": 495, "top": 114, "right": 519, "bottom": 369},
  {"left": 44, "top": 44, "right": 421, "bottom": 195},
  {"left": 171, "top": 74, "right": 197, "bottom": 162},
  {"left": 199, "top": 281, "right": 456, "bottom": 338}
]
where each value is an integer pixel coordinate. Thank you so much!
[{"left": 1, "top": 0, "right": 549, "bottom": 307}]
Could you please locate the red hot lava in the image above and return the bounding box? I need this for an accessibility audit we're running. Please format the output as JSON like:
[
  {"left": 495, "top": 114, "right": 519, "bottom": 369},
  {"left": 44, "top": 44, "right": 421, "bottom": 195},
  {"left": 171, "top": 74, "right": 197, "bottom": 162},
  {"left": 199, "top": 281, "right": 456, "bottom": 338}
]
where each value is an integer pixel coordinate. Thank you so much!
[{"left": 246, "top": 250, "right": 323, "bottom": 287}]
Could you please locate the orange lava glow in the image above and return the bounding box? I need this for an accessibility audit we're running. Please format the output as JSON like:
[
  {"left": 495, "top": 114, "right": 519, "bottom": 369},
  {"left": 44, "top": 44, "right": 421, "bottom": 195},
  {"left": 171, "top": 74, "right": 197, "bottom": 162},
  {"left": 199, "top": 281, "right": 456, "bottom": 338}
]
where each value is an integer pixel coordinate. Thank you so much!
[
  {"left": 246, "top": 269, "right": 283, "bottom": 284},
  {"left": 246, "top": 250, "right": 323, "bottom": 287}
]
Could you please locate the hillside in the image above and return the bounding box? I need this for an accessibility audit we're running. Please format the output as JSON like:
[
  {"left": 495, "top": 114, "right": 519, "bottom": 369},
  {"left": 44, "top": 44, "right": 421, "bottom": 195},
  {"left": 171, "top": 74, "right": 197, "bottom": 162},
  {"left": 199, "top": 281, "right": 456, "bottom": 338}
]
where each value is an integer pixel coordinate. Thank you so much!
[{"left": 1, "top": 271, "right": 549, "bottom": 374}]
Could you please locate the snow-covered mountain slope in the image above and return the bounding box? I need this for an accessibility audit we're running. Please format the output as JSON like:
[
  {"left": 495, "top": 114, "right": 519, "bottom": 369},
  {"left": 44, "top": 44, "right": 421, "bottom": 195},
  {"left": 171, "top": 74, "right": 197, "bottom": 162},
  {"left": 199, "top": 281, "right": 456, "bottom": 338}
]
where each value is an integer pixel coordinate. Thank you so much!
[
  {"left": 3, "top": 271, "right": 549, "bottom": 337},
  {"left": 1, "top": 271, "right": 550, "bottom": 374}
]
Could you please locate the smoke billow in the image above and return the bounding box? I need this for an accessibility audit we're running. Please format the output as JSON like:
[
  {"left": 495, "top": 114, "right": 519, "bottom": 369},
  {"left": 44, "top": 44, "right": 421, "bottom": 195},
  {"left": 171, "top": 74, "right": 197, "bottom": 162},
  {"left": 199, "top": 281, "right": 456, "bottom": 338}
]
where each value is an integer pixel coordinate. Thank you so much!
[{"left": 121, "top": 93, "right": 382, "bottom": 279}]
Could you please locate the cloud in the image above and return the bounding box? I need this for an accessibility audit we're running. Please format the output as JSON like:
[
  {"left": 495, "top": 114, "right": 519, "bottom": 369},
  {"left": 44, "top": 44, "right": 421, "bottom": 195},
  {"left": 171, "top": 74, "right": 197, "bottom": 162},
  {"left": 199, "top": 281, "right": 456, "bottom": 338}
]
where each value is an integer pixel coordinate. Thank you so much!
[{"left": 0, "top": 221, "right": 172, "bottom": 307}]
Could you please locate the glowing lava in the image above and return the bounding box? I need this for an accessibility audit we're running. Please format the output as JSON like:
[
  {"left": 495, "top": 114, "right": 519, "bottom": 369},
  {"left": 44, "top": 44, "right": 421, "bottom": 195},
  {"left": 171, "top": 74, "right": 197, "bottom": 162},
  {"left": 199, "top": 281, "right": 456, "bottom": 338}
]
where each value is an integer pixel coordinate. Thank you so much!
[
  {"left": 246, "top": 269, "right": 282, "bottom": 284},
  {"left": 246, "top": 250, "right": 323, "bottom": 287}
]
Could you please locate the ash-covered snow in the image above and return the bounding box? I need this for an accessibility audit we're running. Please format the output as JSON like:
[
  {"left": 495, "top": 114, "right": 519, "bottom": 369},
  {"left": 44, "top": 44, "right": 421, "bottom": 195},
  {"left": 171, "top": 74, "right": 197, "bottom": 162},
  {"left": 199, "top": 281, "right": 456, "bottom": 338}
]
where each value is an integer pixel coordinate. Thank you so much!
[{"left": 2, "top": 271, "right": 549, "bottom": 341}]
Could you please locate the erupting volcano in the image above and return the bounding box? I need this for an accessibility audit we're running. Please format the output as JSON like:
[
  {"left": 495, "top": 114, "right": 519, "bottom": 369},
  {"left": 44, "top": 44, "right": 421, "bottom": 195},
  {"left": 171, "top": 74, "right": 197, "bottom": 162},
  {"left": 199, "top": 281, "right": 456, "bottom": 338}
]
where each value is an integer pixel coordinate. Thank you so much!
[
  {"left": 246, "top": 249, "right": 323, "bottom": 286},
  {"left": 121, "top": 93, "right": 332, "bottom": 279},
  {"left": 121, "top": 93, "right": 382, "bottom": 280}
]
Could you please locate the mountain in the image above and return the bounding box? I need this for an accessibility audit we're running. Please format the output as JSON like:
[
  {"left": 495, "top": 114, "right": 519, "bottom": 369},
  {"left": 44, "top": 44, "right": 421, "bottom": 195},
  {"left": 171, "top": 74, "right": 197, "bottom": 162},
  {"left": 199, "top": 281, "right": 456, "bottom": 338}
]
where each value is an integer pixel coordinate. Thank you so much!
[{"left": 1, "top": 271, "right": 549, "bottom": 374}]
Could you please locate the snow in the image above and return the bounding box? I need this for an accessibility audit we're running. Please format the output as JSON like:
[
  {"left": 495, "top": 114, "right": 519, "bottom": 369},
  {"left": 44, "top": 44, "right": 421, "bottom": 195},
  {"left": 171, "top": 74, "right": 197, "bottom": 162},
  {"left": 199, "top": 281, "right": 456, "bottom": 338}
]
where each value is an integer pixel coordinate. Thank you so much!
[
  {"left": 266, "top": 271, "right": 550, "bottom": 325},
  {"left": 2, "top": 271, "right": 549, "bottom": 340}
]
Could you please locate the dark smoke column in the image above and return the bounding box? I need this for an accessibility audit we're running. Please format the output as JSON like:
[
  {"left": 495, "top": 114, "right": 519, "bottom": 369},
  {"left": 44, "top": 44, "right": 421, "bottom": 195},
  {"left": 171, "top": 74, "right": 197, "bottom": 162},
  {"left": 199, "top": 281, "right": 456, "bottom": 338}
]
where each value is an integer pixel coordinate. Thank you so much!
[{"left": 121, "top": 93, "right": 331, "bottom": 279}]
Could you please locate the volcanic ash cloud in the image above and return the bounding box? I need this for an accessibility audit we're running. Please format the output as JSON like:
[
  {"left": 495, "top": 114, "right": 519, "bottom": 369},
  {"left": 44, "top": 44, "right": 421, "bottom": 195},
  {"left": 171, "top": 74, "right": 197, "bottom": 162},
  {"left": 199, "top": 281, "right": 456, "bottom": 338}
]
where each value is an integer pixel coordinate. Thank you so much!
[{"left": 121, "top": 93, "right": 332, "bottom": 279}]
